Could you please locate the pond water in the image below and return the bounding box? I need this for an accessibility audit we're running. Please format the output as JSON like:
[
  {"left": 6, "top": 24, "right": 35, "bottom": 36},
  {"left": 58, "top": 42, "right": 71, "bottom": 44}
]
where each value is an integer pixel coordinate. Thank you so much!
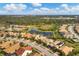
[{"left": 28, "top": 28, "right": 53, "bottom": 36}]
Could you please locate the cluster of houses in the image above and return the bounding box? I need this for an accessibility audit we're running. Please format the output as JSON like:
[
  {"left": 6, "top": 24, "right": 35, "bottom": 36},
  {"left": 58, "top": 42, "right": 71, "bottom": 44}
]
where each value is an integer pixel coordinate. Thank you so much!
[
  {"left": 0, "top": 31, "right": 73, "bottom": 55},
  {"left": 0, "top": 31, "right": 33, "bottom": 39},
  {"left": 75, "top": 24, "right": 79, "bottom": 33},
  {"left": 41, "top": 16, "right": 76, "bottom": 20},
  {"left": 0, "top": 25, "right": 34, "bottom": 56},
  {"left": 59, "top": 24, "right": 79, "bottom": 42},
  {"left": 0, "top": 40, "right": 33, "bottom": 56},
  {"left": 33, "top": 34, "right": 64, "bottom": 48},
  {"left": 0, "top": 24, "right": 74, "bottom": 56},
  {"left": 0, "top": 25, "right": 27, "bottom": 32},
  {"left": 0, "top": 24, "right": 29, "bottom": 39},
  {"left": 59, "top": 24, "right": 71, "bottom": 38},
  {"left": 59, "top": 24, "right": 75, "bottom": 39},
  {"left": 29, "top": 34, "right": 74, "bottom": 55}
]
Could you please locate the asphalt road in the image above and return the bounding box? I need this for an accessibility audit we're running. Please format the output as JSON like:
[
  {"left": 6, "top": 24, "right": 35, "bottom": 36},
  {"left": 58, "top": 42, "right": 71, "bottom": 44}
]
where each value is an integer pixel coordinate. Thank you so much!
[{"left": 68, "top": 25, "right": 79, "bottom": 41}]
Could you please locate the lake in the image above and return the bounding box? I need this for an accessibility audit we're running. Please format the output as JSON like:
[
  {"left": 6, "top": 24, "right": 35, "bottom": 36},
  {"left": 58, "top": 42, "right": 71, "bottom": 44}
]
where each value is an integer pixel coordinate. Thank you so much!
[{"left": 28, "top": 28, "right": 53, "bottom": 36}]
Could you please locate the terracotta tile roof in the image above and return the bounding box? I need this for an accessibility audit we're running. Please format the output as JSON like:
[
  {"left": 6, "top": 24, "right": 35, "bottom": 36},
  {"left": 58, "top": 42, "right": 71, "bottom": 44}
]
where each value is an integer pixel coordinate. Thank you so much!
[
  {"left": 60, "top": 46, "right": 73, "bottom": 55},
  {"left": 15, "top": 46, "right": 32, "bottom": 56},
  {"left": 0, "top": 41, "right": 13, "bottom": 49},
  {"left": 22, "top": 46, "right": 32, "bottom": 50},
  {"left": 16, "top": 48, "right": 25, "bottom": 56},
  {"left": 3, "top": 43, "right": 20, "bottom": 54},
  {"left": 24, "top": 33, "right": 33, "bottom": 38}
]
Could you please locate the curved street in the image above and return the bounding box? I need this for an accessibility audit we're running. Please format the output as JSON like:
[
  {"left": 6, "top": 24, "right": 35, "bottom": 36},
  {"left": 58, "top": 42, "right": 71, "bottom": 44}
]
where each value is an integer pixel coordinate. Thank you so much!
[{"left": 68, "top": 25, "right": 79, "bottom": 42}]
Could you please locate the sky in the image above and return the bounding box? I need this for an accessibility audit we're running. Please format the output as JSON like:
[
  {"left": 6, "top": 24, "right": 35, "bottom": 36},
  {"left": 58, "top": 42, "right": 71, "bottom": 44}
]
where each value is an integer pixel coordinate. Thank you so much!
[{"left": 0, "top": 3, "right": 79, "bottom": 15}]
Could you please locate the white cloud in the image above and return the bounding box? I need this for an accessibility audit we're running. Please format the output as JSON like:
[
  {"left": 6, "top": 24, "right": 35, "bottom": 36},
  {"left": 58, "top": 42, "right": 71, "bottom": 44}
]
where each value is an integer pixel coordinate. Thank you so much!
[
  {"left": 29, "top": 7, "right": 57, "bottom": 15},
  {"left": 1, "top": 3, "right": 79, "bottom": 15},
  {"left": 17, "top": 4, "right": 27, "bottom": 11},
  {"left": 29, "top": 4, "right": 79, "bottom": 15},
  {"left": 61, "top": 4, "right": 68, "bottom": 7},
  {"left": 61, "top": 4, "right": 70, "bottom": 11},
  {"left": 32, "top": 3, "right": 42, "bottom": 7},
  {"left": 4, "top": 4, "right": 27, "bottom": 11},
  {"left": 29, "top": 4, "right": 74, "bottom": 15},
  {"left": 56, "top": 8, "right": 60, "bottom": 10},
  {"left": 71, "top": 5, "right": 79, "bottom": 11},
  {"left": 58, "top": 4, "right": 79, "bottom": 15},
  {"left": 40, "top": 7, "right": 50, "bottom": 11}
]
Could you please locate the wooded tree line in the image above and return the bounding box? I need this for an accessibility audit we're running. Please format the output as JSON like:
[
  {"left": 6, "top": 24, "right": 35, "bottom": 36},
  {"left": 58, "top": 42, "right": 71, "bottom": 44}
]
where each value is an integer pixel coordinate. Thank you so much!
[{"left": 0, "top": 15, "right": 78, "bottom": 25}]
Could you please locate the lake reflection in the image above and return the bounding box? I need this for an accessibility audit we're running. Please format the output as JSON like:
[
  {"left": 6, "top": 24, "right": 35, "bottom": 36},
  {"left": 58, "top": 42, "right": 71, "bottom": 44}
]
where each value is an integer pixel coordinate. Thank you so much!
[{"left": 28, "top": 28, "right": 53, "bottom": 36}]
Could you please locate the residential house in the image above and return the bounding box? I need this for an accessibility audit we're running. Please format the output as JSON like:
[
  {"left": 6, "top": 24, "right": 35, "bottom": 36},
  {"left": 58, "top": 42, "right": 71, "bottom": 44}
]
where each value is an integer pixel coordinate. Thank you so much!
[
  {"left": 23, "top": 33, "right": 33, "bottom": 38},
  {"left": 16, "top": 46, "right": 32, "bottom": 56},
  {"left": 59, "top": 46, "right": 74, "bottom": 55}
]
